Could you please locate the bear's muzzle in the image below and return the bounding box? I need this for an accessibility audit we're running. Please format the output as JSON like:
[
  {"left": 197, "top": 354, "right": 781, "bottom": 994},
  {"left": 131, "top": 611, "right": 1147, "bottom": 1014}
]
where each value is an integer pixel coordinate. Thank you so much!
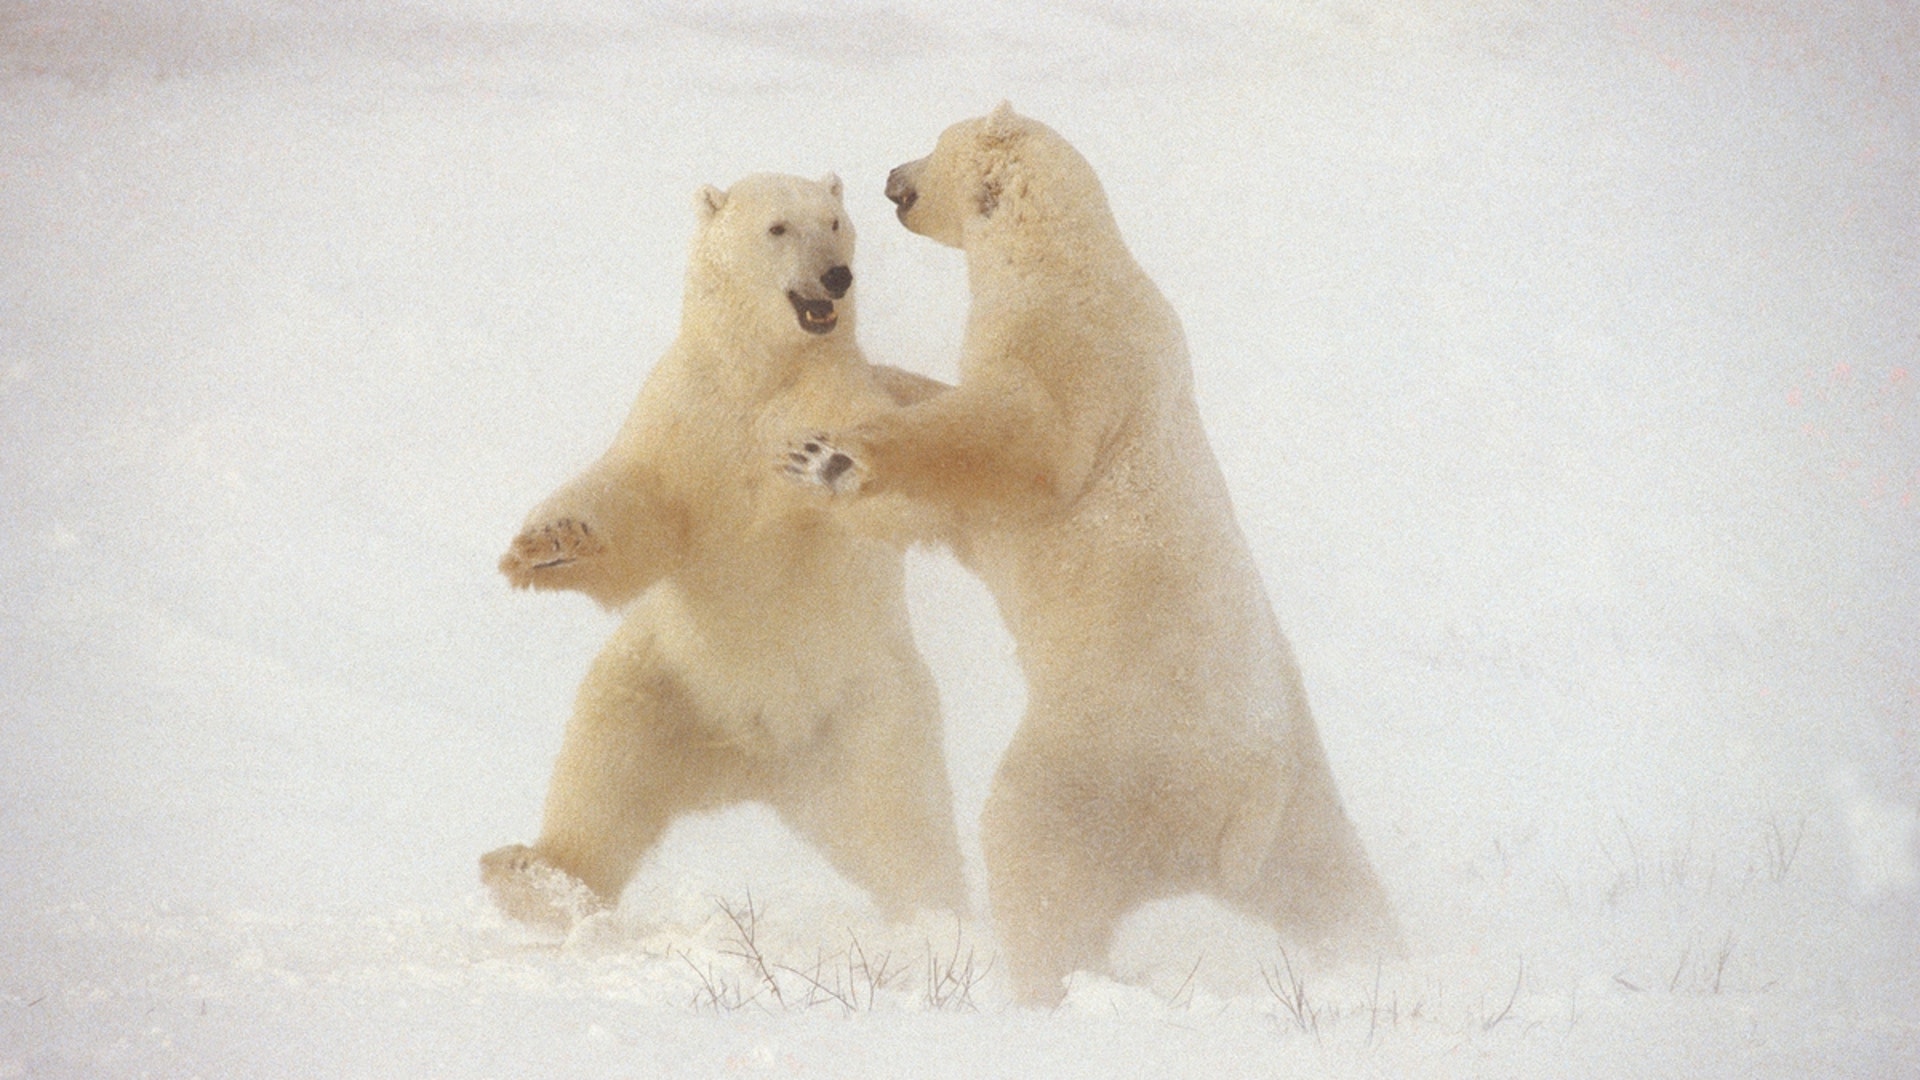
[
  {"left": 787, "top": 265, "right": 851, "bottom": 334},
  {"left": 885, "top": 165, "right": 918, "bottom": 219},
  {"left": 821, "top": 264, "right": 852, "bottom": 299},
  {"left": 787, "top": 291, "right": 838, "bottom": 334}
]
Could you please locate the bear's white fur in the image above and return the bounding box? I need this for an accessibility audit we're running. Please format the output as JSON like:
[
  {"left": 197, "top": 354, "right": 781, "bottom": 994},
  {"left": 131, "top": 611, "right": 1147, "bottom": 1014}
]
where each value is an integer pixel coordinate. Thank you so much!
[
  {"left": 792, "top": 107, "right": 1397, "bottom": 1003},
  {"left": 482, "top": 173, "right": 966, "bottom": 931}
]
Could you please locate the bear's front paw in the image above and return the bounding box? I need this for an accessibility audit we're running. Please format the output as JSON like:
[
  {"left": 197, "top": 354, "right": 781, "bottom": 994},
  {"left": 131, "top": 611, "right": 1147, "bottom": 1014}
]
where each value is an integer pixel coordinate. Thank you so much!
[
  {"left": 500, "top": 517, "right": 607, "bottom": 587},
  {"left": 783, "top": 434, "right": 864, "bottom": 495}
]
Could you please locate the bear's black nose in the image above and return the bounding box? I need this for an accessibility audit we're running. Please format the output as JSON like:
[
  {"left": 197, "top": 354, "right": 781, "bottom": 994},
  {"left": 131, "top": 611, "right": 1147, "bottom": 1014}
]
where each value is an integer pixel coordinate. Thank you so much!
[{"left": 820, "top": 265, "right": 852, "bottom": 299}]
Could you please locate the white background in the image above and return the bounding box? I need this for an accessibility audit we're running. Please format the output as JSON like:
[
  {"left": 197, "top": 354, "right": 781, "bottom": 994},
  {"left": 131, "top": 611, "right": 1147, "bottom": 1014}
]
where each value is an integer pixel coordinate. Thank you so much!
[{"left": 2, "top": 2, "right": 1914, "bottom": 1075}]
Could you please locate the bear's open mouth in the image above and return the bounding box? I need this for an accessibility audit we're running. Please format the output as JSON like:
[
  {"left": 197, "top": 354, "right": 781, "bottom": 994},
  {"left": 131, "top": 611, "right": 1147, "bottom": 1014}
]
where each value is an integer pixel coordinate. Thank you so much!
[
  {"left": 884, "top": 166, "right": 918, "bottom": 219},
  {"left": 788, "top": 291, "right": 837, "bottom": 335}
]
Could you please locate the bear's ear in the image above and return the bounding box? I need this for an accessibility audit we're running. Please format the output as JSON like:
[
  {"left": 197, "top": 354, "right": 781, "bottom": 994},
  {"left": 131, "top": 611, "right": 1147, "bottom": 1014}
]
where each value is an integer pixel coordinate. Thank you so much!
[
  {"left": 975, "top": 102, "right": 1022, "bottom": 220},
  {"left": 820, "top": 173, "right": 844, "bottom": 202},
  {"left": 695, "top": 184, "right": 727, "bottom": 221},
  {"left": 982, "top": 100, "right": 1021, "bottom": 143}
]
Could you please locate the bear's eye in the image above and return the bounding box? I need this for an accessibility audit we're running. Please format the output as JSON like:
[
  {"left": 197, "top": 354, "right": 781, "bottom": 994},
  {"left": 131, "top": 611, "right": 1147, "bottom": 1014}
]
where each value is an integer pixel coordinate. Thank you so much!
[
  {"left": 830, "top": 218, "right": 840, "bottom": 232},
  {"left": 768, "top": 223, "right": 787, "bottom": 237}
]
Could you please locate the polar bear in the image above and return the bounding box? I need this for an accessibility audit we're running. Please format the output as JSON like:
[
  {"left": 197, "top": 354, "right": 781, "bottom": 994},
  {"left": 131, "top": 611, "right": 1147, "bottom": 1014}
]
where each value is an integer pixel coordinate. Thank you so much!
[
  {"left": 482, "top": 173, "right": 967, "bottom": 932},
  {"left": 789, "top": 106, "right": 1398, "bottom": 1003}
]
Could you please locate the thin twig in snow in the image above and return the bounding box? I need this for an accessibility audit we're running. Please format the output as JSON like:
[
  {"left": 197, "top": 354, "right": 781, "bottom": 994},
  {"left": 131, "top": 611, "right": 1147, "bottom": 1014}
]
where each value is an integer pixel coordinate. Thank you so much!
[{"left": 1482, "top": 957, "right": 1523, "bottom": 1032}]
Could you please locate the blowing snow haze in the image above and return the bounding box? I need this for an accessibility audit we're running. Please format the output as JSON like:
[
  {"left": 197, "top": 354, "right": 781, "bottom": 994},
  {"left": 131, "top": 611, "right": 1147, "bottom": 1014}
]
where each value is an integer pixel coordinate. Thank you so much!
[{"left": 1, "top": 2, "right": 1914, "bottom": 1077}]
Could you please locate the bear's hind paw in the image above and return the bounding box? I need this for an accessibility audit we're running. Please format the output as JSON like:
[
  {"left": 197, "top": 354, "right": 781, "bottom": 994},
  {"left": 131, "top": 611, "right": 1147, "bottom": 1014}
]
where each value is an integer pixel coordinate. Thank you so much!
[{"left": 480, "top": 844, "right": 609, "bottom": 932}]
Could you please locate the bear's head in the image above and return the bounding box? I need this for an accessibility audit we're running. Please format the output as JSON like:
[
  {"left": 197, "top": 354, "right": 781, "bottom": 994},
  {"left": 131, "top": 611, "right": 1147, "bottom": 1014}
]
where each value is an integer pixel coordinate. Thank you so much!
[
  {"left": 884, "top": 102, "right": 1115, "bottom": 251},
  {"left": 690, "top": 173, "right": 856, "bottom": 341}
]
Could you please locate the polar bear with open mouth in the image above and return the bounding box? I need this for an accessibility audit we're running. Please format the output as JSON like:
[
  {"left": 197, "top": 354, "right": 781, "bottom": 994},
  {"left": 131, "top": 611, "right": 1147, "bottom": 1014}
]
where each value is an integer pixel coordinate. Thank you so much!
[
  {"left": 483, "top": 173, "right": 967, "bottom": 932},
  {"left": 789, "top": 108, "right": 1398, "bottom": 1004}
]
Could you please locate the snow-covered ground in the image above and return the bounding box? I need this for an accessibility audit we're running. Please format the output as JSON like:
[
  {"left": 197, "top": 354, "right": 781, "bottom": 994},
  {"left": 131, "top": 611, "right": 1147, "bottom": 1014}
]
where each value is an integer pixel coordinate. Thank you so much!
[{"left": 3, "top": 1, "right": 1915, "bottom": 1075}]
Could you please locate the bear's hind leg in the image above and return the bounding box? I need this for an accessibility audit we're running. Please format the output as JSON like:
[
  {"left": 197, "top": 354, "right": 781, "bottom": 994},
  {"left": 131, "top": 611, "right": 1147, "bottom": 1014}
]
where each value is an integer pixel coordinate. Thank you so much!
[
  {"left": 772, "top": 686, "right": 969, "bottom": 921},
  {"left": 484, "top": 625, "right": 746, "bottom": 931},
  {"left": 1218, "top": 756, "right": 1401, "bottom": 965},
  {"left": 981, "top": 751, "right": 1151, "bottom": 1006}
]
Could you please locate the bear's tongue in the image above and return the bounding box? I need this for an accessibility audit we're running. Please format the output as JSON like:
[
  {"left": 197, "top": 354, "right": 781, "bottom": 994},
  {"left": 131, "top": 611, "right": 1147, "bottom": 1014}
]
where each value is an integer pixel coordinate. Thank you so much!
[{"left": 787, "top": 291, "right": 837, "bottom": 335}]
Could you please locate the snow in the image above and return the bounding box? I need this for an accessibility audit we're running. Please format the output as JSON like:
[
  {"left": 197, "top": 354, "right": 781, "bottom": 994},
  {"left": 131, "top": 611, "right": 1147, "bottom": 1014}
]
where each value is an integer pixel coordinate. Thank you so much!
[{"left": 2, "top": 1, "right": 1915, "bottom": 1075}]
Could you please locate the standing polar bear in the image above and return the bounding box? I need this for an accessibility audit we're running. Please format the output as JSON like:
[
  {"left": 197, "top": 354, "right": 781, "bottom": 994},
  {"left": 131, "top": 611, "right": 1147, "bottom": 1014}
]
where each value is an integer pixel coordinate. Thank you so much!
[
  {"left": 483, "top": 173, "right": 967, "bottom": 931},
  {"left": 791, "top": 106, "right": 1398, "bottom": 1004}
]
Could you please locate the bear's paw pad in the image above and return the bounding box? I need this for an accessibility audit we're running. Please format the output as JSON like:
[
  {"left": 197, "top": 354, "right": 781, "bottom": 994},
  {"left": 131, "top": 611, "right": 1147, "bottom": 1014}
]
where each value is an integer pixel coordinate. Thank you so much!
[
  {"left": 783, "top": 434, "right": 863, "bottom": 494},
  {"left": 501, "top": 517, "right": 606, "bottom": 582}
]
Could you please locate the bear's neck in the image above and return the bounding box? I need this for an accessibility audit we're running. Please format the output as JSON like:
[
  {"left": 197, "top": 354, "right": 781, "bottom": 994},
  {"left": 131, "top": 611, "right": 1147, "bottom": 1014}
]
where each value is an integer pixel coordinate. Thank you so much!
[
  {"left": 966, "top": 218, "right": 1145, "bottom": 305},
  {"left": 674, "top": 320, "right": 850, "bottom": 404}
]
